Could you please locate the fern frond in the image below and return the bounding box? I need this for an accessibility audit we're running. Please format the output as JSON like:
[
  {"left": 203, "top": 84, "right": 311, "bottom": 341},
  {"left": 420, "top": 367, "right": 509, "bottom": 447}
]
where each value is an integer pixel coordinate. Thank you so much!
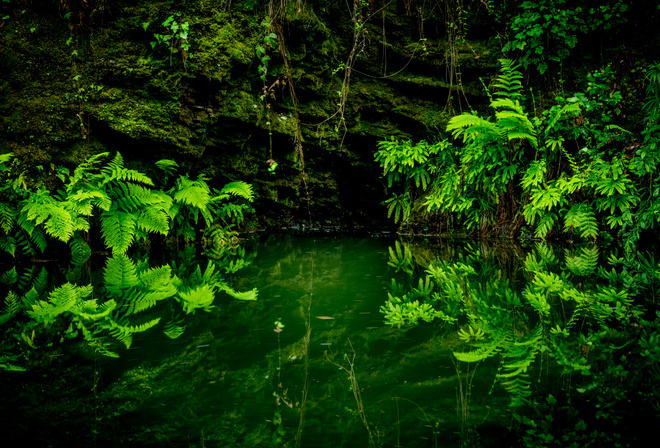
[
  {"left": 447, "top": 114, "right": 500, "bottom": 140},
  {"left": 173, "top": 176, "right": 211, "bottom": 209},
  {"left": 492, "top": 59, "right": 524, "bottom": 101},
  {"left": 0, "top": 202, "right": 15, "bottom": 234},
  {"left": 101, "top": 210, "right": 137, "bottom": 253},
  {"left": 68, "top": 188, "right": 112, "bottom": 214},
  {"left": 164, "top": 320, "right": 186, "bottom": 339},
  {"left": 155, "top": 159, "right": 178, "bottom": 172},
  {"left": 453, "top": 328, "right": 512, "bottom": 363},
  {"left": 136, "top": 206, "right": 170, "bottom": 235},
  {"left": 116, "top": 169, "right": 154, "bottom": 186},
  {"left": 104, "top": 315, "right": 161, "bottom": 348},
  {"left": 67, "top": 152, "right": 110, "bottom": 191},
  {"left": 216, "top": 181, "right": 254, "bottom": 202},
  {"left": 0, "top": 291, "right": 20, "bottom": 325},
  {"left": 32, "top": 268, "right": 49, "bottom": 294},
  {"left": 521, "top": 159, "right": 547, "bottom": 191},
  {"left": 20, "top": 192, "right": 75, "bottom": 242},
  {"left": 565, "top": 246, "right": 599, "bottom": 276},
  {"left": 534, "top": 213, "right": 556, "bottom": 239},
  {"left": 69, "top": 234, "right": 91, "bottom": 266},
  {"left": 178, "top": 285, "right": 216, "bottom": 314},
  {"left": 100, "top": 152, "right": 125, "bottom": 183},
  {"left": 0, "top": 267, "right": 17, "bottom": 285},
  {"left": 43, "top": 204, "right": 74, "bottom": 242},
  {"left": 72, "top": 299, "right": 117, "bottom": 321},
  {"left": 0, "top": 234, "right": 16, "bottom": 257},
  {"left": 104, "top": 254, "right": 139, "bottom": 293},
  {"left": 563, "top": 203, "right": 598, "bottom": 239},
  {"left": 221, "top": 286, "right": 258, "bottom": 301},
  {"left": 27, "top": 283, "right": 92, "bottom": 325},
  {"left": 101, "top": 153, "right": 154, "bottom": 186}
]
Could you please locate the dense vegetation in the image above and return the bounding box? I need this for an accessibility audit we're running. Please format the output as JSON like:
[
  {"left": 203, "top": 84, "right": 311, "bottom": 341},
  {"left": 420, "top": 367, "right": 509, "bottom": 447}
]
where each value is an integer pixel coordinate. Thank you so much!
[
  {"left": 0, "top": 151, "right": 256, "bottom": 366},
  {"left": 1, "top": 0, "right": 657, "bottom": 229},
  {"left": 1, "top": 0, "right": 660, "bottom": 447}
]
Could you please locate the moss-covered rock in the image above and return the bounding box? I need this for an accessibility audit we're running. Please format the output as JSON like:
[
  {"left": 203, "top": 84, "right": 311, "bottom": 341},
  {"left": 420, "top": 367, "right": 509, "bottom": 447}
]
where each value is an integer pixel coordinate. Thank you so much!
[{"left": 0, "top": 0, "right": 502, "bottom": 227}]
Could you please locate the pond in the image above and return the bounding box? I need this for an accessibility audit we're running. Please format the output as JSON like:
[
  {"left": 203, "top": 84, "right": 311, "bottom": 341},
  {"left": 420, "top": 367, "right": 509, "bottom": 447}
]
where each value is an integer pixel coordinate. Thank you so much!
[{"left": 1, "top": 233, "right": 657, "bottom": 447}]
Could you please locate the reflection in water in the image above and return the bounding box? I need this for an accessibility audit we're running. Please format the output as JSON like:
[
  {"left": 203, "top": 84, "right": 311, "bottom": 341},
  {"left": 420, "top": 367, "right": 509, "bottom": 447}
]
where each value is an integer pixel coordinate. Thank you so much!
[{"left": 2, "top": 234, "right": 656, "bottom": 447}]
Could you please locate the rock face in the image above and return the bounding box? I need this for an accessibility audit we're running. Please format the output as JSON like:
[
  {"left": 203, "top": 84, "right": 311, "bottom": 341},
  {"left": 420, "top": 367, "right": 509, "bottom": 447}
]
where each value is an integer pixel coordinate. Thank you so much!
[{"left": 0, "top": 0, "right": 499, "bottom": 228}]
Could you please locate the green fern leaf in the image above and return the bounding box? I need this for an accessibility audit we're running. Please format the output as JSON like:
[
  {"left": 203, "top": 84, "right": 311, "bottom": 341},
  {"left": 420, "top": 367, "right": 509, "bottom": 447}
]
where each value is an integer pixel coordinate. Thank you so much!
[
  {"left": 104, "top": 254, "right": 139, "bottom": 292},
  {"left": 136, "top": 206, "right": 170, "bottom": 235},
  {"left": 178, "top": 285, "right": 215, "bottom": 314},
  {"left": 164, "top": 320, "right": 186, "bottom": 339},
  {"left": 0, "top": 235, "right": 16, "bottom": 257},
  {"left": 563, "top": 203, "right": 598, "bottom": 239},
  {"left": 0, "top": 291, "right": 20, "bottom": 325},
  {"left": 565, "top": 246, "right": 599, "bottom": 276},
  {"left": 27, "top": 283, "right": 92, "bottom": 325},
  {"left": 72, "top": 299, "right": 117, "bottom": 321},
  {"left": 216, "top": 181, "right": 254, "bottom": 201},
  {"left": 173, "top": 176, "right": 211, "bottom": 209},
  {"left": 534, "top": 213, "right": 556, "bottom": 239},
  {"left": 0, "top": 267, "right": 18, "bottom": 285},
  {"left": 492, "top": 59, "right": 524, "bottom": 101},
  {"left": 69, "top": 234, "right": 91, "bottom": 266},
  {"left": 0, "top": 202, "right": 15, "bottom": 234},
  {"left": 101, "top": 210, "right": 137, "bottom": 253},
  {"left": 221, "top": 286, "right": 258, "bottom": 301}
]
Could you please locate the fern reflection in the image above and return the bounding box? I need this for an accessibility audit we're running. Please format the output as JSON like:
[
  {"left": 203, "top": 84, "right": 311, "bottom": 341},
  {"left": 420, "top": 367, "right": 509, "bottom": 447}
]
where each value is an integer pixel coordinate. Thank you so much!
[{"left": 381, "top": 239, "right": 657, "bottom": 417}]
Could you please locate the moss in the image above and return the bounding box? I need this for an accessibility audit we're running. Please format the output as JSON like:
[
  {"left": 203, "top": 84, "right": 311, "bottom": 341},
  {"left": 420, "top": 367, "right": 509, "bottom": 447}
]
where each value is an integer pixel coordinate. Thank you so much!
[
  {"left": 0, "top": 0, "right": 507, "bottom": 227},
  {"left": 188, "top": 10, "right": 259, "bottom": 82}
]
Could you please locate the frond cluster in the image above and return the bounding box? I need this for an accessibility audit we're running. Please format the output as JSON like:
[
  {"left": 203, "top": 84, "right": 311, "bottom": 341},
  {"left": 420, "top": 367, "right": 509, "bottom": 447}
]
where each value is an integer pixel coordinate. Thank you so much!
[
  {"left": 0, "top": 151, "right": 254, "bottom": 257},
  {"left": 380, "top": 239, "right": 647, "bottom": 408},
  {"left": 1, "top": 247, "right": 257, "bottom": 364}
]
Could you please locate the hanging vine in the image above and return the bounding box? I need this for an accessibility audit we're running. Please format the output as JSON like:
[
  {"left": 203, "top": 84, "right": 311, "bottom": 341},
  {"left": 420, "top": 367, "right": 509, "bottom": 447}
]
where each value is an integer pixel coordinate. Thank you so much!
[{"left": 266, "top": 1, "right": 312, "bottom": 223}]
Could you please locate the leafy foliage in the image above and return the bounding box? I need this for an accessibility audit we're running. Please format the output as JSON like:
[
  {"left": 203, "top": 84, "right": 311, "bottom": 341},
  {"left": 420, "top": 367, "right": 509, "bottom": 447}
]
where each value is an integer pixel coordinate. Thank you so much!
[
  {"left": 0, "top": 152, "right": 254, "bottom": 257},
  {"left": 381, "top": 240, "right": 656, "bottom": 411},
  {"left": 0, "top": 243, "right": 256, "bottom": 363},
  {"left": 0, "top": 153, "right": 256, "bottom": 364},
  {"left": 503, "top": 0, "right": 628, "bottom": 75},
  {"left": 378, "top": 58, "right": 658, "bottom": 245}
]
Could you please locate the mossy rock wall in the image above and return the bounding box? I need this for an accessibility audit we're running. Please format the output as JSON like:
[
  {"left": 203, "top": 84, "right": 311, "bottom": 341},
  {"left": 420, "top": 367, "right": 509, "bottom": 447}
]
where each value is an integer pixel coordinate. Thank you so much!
[{"left": 0, "top": 0, "right": 507, "bottom": 227}]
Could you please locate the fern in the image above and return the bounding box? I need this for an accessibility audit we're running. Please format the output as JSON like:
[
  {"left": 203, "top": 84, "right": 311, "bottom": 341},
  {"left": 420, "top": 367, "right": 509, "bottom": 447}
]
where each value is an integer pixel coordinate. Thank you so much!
[
  {"left": 100, "top": 152, "right": 154, "bottom": 186},
  {"left": 565, "top": 246, "right": 600, "bottom": 276},
  {"left": 564, "top": 203, "right": 598, "bottom": 239},
  {"left": 216, "top": 181, "right": 254, "bottom": 202},
  {"left": 0, "top": 235, "right": 16, "bottom": 257},
  {"left": 534, "top": 213, "right": 557, "bottom": 239},
  {"left": 69, "top": 234, "right": 91, "bottom": 266},
  {"left": 387, "top": 240, "right": 414, "bottom": 275},
  {"left": 101, "top": 210, "right": 137, "bottom": 253},
  {"left": 492, "top": 59, "right": 524, "bottom": 101},
  {"left": 447, "top": 113, "right": 501, "bottom": 141},
  {"left": 104, "top": 253, "right": 139, "bottom": 292},
  {"left": 178, "top": 285, "right": 216, "bottom": 314},
  {"left": 453, "top": 328, "right": 513, "bottom": 363},
  {"left": 384, "top": 192, "right": 412, "bottom": 226},
  {"left": 155, "top": 159, "right": 179, "bottom": 184},
  {"left": 20, "top": 191, "right": 75, "bottom": 242},
  {"left": 173, "top": 175, "right": 211, "bottom": 210},
  {"left": 0, "top": 291, "right": 20, "bottom": 325},
  {"left": 0, "top": 266, "right": 17, "bottom": 285},
  {"left": 164, "top": 319, "right": 186, "bottom": 339},
  {"left": 0, "top": 202, "right": 15, "bottom": 234},
  {"left": 220, "top": 286, "right": 258, "bottom": 301},
  {"left": 104, "top": 316, "right": 161, "bottom": 349},
  {"left": 27, "top": 283, "right": 93, "bottom": 325}
]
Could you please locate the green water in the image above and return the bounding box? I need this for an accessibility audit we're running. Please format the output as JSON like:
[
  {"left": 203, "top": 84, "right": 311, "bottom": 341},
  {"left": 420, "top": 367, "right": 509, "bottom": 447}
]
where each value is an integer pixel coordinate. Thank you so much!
[
  {"left": 10, "top": 234, "right": 657, "bottom": 447},
  {"left": 2, "top": 234, "right": 512, "bottom": 447},
  {"left": 99, "top": 234, "right": 507, "bottom": 447}
]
